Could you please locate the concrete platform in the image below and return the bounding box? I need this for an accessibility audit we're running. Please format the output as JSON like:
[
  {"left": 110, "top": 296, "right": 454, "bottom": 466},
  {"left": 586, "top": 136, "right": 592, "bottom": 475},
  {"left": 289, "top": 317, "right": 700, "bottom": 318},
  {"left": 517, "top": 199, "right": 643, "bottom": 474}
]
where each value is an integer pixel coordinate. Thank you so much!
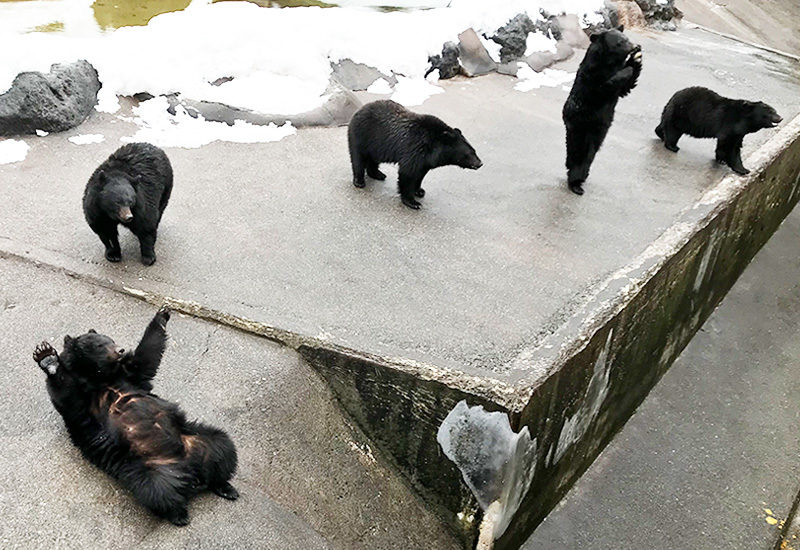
[
  {"left": 1, "top": 26, "right": 799, "bottom": 546},
  {"left": 0, "top": 258, "right": 458, "bottom": 550},
  {"left": 524, "top": 199, "right": 800, "bottom": 550}
]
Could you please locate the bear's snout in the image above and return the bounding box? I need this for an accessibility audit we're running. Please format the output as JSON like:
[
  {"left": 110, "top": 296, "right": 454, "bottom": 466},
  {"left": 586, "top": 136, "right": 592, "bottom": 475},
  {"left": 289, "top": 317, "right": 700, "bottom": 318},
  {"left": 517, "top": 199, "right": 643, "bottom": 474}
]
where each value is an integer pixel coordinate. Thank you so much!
[
  {"left": 118, "top": 207, "right": 134, "bottom": 223},
  {"left": 771, "top": 114, "right": 783, "bottom": 126},
  {"left": 470, "top": 158, "right": 483, "bottom": 170}
]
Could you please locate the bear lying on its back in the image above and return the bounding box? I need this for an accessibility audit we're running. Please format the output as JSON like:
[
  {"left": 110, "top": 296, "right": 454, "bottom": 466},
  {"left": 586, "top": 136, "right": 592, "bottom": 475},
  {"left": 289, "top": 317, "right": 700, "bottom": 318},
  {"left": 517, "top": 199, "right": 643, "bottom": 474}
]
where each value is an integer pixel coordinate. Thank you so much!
[
  {"left": 656, "top": 87, "right": 782, "bottom": 175},
  {"left": 83, "top": 142, "right": 173, "bottom": 265},
  {"left": 348, "top": 100, "right": 482, "bottom": 209},
  {"left": 33, "top": 308, "right": 238, "bottom": 526}
]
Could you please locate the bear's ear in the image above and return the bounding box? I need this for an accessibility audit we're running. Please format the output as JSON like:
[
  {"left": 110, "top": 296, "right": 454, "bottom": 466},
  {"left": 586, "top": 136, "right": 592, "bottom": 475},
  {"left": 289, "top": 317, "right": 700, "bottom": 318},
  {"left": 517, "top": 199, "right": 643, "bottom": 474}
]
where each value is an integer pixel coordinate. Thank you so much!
[
  {"left": 97, "top": 170, "right": 107, "bottom": 185},
  {"left": 617, "top": 24, "right": 625, "bottom": 32},
  {"left": 88, "top": 329, "right": 97, "bottom": 334},
  {"left": 63, "top": 335, "right": 73, "bottom": 347},
  {"left": 454, "top": 128, "right": 463, "bottom": 135}
]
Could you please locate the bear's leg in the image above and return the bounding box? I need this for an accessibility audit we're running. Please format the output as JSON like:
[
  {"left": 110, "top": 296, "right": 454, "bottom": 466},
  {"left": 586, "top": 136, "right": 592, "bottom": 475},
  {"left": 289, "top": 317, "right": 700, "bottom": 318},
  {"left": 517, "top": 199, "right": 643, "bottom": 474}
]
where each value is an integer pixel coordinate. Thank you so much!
[
  {"left": 350, "top": 143, "right": 367, "bottom": 188},
  {"left": 366, "top": 160, "right": 386, "bottom": 181},
  {"left": 398, "top": 170, "right": 422, "bottom": 209},
  {"left": 565, "top": 126, "right": 590, "bottom": 195},
  {"left": 655, "top": 123, "right": 664, "bottom": 141},
  {"left": 718, "top": 135, "right": 748, "bottom": 175},
  {"left": 414, "top": 169, "right": 429, "bottom": 198},
  {"left": 92, "top": 223, "right": 121, "bottom": 262},
  {"left": 127, "top": 466, "right": 191, "bottom": 526},
  {"left": 662, "top": 123, "right": 681, "bottom": 153},
  {"left": 138, "top": 231, "right": 157, "bottom": 266},
  {"left": 185, "top": 422, "right": 239, "bottom": 500}
]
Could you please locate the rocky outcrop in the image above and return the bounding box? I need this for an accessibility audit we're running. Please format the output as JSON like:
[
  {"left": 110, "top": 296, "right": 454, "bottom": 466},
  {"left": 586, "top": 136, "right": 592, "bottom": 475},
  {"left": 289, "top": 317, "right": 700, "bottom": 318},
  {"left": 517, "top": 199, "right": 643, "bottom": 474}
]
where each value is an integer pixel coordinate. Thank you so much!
[{"left": 0, "top": 60, "right": 101, "bottom": 136}]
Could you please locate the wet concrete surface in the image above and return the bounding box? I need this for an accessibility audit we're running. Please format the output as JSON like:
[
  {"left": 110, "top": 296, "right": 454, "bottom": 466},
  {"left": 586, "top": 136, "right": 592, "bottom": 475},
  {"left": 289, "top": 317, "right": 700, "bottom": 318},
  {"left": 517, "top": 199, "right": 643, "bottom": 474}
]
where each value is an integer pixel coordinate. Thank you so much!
[
  {"left": 0, "top": 257, "right": 459, "bottom": 550},
  {"left": 523, "top": 204, "right": 800, "bottom": 550},
  {"left": 0, "top": 28, "right": 796, "bottom": 381}
]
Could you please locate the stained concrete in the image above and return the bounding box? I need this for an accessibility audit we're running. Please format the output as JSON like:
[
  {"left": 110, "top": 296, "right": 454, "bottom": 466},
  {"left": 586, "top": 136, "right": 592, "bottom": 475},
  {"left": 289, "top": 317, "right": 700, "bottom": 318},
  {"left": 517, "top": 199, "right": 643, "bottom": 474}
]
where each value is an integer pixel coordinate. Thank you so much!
[
  {"left": 0, "top": 257, "right": 459, "bottom": 550},
  {"left": 523, "top": 200, "right": 800, "bottom": 550}
]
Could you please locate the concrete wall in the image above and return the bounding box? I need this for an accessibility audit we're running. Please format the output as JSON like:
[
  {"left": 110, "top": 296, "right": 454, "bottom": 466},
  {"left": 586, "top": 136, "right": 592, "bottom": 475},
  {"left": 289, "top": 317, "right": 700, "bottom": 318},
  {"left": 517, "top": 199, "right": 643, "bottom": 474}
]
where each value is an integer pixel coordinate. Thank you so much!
[{"left": 497, "top": 114, "right": 800, "bottom": 548}]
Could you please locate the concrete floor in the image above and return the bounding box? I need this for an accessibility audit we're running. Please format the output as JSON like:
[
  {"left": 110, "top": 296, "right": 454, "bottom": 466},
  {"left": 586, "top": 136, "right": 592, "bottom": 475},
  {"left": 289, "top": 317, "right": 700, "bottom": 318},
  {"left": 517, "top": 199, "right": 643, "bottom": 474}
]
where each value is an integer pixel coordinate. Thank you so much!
[
  {"left": 0, "top": 28, "right": 797, "bottom": 381},
  {"left": 0, "top": 257, "right": 459, "bottom": 550},
  {"left": 523, "top": 204, "right": 800, "bottom": 550}
]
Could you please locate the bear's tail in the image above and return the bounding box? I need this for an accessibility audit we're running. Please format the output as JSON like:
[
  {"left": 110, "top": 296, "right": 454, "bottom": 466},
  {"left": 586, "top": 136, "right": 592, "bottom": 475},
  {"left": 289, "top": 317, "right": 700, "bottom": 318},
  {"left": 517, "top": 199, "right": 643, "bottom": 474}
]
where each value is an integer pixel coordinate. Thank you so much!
[{"left": 654, "top": 124, "right": 664, "bottom": 141}]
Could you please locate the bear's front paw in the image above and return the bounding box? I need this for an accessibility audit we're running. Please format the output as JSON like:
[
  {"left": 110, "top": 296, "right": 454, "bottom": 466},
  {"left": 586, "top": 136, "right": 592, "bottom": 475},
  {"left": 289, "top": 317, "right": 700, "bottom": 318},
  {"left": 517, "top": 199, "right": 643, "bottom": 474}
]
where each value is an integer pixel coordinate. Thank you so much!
[
  {"left": 627, "top": 46, "right": 642, "bottom": 66},
  {"left": 732, "top": 166, "right": 751, "bottom": 176},
  {"left": 401, "top": 196, "right": 422, "bottom": 209},
  {"left": 33, "top": 342, "right": 59, "bottom": 375},
  {"left": 105, "top": 250, "right": 122, "bottom": 262},
  {"left": 141, "top": 255, "right": 156, "bottom": 266},
  {"left": 665, "top": 143, "right": 680, "bottom": 153},
  {"left": 353, "top": 178, "right": 366, "bottom": 189},
  {"left": 167, "top": 508, "right": 190, "bottom": 527},
  {"left": 414, "top": 188, "right": 426, "bottom": 198},
  {"left": 155, "top": 307, "right": 171, "bottom": 327}
]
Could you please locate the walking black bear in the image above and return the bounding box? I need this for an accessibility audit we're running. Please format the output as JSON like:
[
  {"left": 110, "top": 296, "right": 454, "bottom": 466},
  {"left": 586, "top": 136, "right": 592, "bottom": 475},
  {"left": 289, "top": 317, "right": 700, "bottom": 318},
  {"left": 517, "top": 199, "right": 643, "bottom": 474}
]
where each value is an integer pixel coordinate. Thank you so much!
[{"left": 83, "top": 142, "right": 173, "bottom": 265}]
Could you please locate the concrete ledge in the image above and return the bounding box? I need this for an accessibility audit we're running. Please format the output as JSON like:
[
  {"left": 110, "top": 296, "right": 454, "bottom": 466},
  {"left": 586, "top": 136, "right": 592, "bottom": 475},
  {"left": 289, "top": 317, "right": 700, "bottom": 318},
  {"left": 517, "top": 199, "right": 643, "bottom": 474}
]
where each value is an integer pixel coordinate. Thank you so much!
[{"left": 496, "top": 113, "right": 800, "bottom": 548}]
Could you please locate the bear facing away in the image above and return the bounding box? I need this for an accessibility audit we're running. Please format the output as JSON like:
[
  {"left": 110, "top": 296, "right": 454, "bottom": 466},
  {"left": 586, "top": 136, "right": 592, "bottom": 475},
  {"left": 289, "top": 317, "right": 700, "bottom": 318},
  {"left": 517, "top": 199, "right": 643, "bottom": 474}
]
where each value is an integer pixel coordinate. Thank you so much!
[
  {"left": 348, "top": 100, "right": 483, "bottom": 209},
  {"left": 562, "top": 26, "right": 642, "bottom": 195},
  {"left": 655, "top": 87, "right": 782, "bottom": 175},
  {"left": 33, "top": 308, "right": 238, "bottom": 526},
  {"left": 83, "top": 142, "right": 173, "bottom": 265}
]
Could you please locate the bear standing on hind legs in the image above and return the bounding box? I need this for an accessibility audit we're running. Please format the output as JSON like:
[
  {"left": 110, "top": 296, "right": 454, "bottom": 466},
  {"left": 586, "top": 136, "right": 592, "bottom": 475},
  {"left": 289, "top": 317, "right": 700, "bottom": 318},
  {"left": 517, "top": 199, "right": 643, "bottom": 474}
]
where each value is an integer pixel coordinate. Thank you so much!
[
  {"left": 562, "top": 26, "right": 642, "bottom": 195},
  {"left": 33, "top": 308, "right": 238, "bottom": 526},
  {"left": 83, "top": 142, "right": 173, "bottom": 265}
]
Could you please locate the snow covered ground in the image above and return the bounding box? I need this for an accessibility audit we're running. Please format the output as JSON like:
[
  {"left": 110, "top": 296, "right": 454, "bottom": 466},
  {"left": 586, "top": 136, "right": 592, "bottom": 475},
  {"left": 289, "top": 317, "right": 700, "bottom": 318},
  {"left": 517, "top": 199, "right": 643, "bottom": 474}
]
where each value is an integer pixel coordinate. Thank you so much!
[{"left": 0, "top": 0, "right": 603, "bottom": 148}]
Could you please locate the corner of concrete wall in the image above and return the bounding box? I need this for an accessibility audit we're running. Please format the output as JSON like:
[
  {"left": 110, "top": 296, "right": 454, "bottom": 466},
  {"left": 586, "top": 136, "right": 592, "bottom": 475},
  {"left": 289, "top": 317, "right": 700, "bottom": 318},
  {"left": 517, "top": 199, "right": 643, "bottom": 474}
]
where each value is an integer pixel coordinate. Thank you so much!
[{"left": 496, "top": 115, "right": 800, "bottom": 548}]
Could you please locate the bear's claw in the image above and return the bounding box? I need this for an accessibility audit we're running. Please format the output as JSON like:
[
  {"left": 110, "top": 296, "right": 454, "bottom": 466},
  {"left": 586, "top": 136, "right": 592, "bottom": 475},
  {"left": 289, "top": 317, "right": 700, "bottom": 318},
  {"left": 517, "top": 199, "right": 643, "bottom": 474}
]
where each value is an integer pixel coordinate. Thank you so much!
[{"left": 401, "top": 196, "right": 422, "bottom": 209}]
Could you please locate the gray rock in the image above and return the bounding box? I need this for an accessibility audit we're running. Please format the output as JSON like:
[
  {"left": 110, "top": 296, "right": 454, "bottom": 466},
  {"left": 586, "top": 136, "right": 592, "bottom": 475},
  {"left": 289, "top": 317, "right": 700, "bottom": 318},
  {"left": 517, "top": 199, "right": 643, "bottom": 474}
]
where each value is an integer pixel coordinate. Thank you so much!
[
  {"left": 426, "top": 41, "right": 462, "bottom": 79},
  {"left": 557, "top": 14, "right": 591, "bottom": 49},
  {"left": 163, "top": 77, "right": 361, "bottom": 129},
  {"left": 458, "top": 28, "right": 497, "bottom": 77},
  {"left": 490, "top": 13, "right": 536, "bottom": 63},
  {"left": 497, "top": 62, "right": 520, "bottom": 76},
  {"left": 633, "top": 0, "right": 682, "bottom": 24},
  {"left": 553, "top": 40, "right": 575, "bottom": 62},
  {"left": 533, "top": 13, "right": 563, "bottom": 42},
  {"left": 0, "top": 60, "right": 101, "bottom": 136},
  {"left": 526, "top": 51, "right": 557, "bottom": 72},
  {"left": 330, "top": 59, "right": 396, "bottom": 92}
]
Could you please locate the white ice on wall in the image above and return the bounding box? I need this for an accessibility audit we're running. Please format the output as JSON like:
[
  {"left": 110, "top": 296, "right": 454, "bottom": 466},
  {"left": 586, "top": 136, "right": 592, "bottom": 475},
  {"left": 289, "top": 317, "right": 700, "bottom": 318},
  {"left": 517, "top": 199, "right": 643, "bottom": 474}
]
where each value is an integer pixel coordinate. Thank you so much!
[
  {"left": 514, "top": 65, "right": 575, "bottom": 92},
  {"left": 437, "top": 400, "right": 538, "bottom": 540},
  {"left": 0, "top": 139, "right": 30, "bottom": 164},
  {"left": 552, "top": 329, "right": 613, "bottom": 464}
]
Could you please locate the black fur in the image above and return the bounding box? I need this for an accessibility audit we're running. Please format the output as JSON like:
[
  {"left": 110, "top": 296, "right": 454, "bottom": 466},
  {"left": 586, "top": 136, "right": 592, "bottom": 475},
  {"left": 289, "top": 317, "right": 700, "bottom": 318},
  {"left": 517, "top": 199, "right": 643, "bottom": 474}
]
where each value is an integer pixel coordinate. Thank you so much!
[
  {"left": 655, "top": 86, "right": 782, "bottom": 175},
  {"left": 562, "top": 26, "right": 641, "bottom": 195},
  {"left": 348, "top": 100, "right": 482, "bottom": 209},
  {"left": 33, "top": 308, "right": 238, "bottom": 526},
  {"left": 83, "top": 142, "right": 173, "bottom": 265}
]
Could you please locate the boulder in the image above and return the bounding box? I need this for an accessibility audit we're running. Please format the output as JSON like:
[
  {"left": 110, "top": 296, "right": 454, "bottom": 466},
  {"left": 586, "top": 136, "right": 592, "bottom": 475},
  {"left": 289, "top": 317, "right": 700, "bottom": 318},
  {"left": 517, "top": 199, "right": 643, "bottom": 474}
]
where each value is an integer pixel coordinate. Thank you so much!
[
  {"left": 330, "top": 59, "right": 396, "bottom": 92},
  {"left": 458, "top": 28, "right": 497, "bottom": 77},
  {"left": 557, "top": 14, "right": 591, "bottom": 49},
  {"left": 426, "top": 41, "right": 462, "bottom": 80},
  {"left": 0, "top": 60, "right": 101, "bottom": 136},
  {"left": 490, "top": 13, "right": 536, "bottom": 63}
]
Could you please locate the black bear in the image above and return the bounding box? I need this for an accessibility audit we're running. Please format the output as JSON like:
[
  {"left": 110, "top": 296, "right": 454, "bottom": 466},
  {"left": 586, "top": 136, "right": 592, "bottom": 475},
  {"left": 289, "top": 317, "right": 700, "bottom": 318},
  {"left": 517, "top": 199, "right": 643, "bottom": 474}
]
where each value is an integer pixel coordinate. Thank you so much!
[
  {"left": 83, "top": 142, "right": 173, "bottom": 265},
  {"left": 562, "top": 26, "right": 642, "bottom": 195},
  {"left": 32, "top": 308, "right": 238, "bottom": 526},
  {"left": 655, "top": 86, "right": 782, "bottom": 175},
  {"left": 348, "top": 100, "right": 482, "bottom": 209}
]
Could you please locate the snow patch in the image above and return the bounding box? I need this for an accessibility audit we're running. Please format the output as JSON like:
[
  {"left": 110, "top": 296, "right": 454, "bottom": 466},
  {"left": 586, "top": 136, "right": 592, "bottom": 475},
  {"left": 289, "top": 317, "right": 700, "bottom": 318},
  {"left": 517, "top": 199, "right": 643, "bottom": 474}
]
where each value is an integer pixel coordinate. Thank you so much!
[
  {"left": 514, "top": 64, "right": 574, "bottom": 92},
  {"left": 366, "top": 77, "right": 394, "bottom": 95},
  {"left": 0, "top": 139, "right": 30, "bottom": 164},
  {"left": 68, "top": 133, "right": 105, "bottom": 145},
  {"left": 391, "top": 75, "right": 443, "bottom": 106}
]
